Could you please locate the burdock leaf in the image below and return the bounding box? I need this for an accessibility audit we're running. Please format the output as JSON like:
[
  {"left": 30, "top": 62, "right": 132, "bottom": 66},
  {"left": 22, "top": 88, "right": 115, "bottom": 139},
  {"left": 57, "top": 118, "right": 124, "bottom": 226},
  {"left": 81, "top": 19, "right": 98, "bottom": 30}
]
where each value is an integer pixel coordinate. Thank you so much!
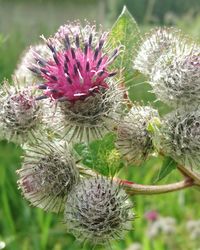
[
  {"left": 74, "top": 133, "right": 124, "bottom": 177},
  {"left": 107, "top": 6, "right": 141, "bottom": 82},
  {"left": 154, "top": 156, "right": 177, "bottom": 183}
]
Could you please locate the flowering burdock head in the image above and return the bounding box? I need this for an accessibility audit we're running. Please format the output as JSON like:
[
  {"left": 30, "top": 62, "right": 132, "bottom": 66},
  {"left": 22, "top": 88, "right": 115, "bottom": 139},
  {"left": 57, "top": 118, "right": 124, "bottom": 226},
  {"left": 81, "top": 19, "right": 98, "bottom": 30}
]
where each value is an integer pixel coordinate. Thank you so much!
[
  {"left": 29, "top": 22, "right": 124, "bottom": 142},
  {"left": 133, "top": 27, "right": 184, "bottom": 76},
  {"left": 17, "top": 140, "right": 79, "bottom": 213},
  {"left": 14, "top": 44, "right": 52, "bottom": 84},
  {"left": 116, "top": 105, "right": 159, "bottom": 165},
  {"left": 150, "top": 46, "right": 200, "bottom": 107},
  {"left": 64, "top": 176, "right": 133, "bottom": 246},
  {"left": 154, "top": 108, "right": 200, "bottom": 172},
  {"left": 0, "top": 81, "right": 43, "bottom": 144}
]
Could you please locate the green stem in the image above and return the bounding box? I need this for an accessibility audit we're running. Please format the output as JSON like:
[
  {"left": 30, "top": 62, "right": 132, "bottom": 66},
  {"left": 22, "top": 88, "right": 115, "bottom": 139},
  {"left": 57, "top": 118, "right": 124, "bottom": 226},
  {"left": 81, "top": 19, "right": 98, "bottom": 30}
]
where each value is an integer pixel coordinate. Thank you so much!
[
  {"left": 177, "top": 165, "right": 200, "bottom": 185},
  {"left": 121, "top": 178, "right": 194, "bottom": 195},
  {"left": 79, "top": 166, "right": 195, "bottom": 195}
]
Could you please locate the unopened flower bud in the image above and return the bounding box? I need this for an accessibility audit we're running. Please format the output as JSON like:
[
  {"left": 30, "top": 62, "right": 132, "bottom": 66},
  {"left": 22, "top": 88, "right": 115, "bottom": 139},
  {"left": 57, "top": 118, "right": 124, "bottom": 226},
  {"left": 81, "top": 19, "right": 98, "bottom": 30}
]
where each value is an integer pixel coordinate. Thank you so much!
[
  {"left": 64, "top": 176, "right": 134, "bottom": 245},
  {"left": 14, "top": 44, "right": 52, "bottom": 84},
  {"left": 17, "top": 140, "right": 79, "bottom": 213},
  {"left": 154, "top": 108, "right": 200, "bottom": 173},
  {"left": 150, "top": 47, "right": 200, "bottom": 107},
  {"left": 133, "top": 28, "right": 183, "bottom": 75},
  {"left": 116, "top": 105, "right": 159, "bottom": 165},
  {"left": 0, "top": 81, "right": 43, "bottom": 144}
]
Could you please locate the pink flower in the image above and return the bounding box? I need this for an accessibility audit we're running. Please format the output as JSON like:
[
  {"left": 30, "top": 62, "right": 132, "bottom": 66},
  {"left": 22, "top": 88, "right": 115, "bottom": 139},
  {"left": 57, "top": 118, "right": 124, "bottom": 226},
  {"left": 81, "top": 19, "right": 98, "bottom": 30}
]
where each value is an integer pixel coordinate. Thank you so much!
[
  {"left": 145, "top": 210, "right": 159, "bottom": 222},
  {"left": 28, "top": 23, "right": 124, "bottom": 142},
  {"left": 30, "top": 24, "right": 119, "bottom": 103}
]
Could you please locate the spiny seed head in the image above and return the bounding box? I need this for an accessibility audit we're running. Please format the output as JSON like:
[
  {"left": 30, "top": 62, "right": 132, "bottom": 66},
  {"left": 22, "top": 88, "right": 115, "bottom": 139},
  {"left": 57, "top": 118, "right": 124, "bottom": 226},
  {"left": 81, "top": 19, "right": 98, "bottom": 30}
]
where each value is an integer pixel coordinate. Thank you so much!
[
  {"left": 29, "top": 22, "right": 125, "bottom": 142},
  {"left": 64, "top": 176, "right": 134, "bottom": 245},
  {"left": 133, "top": 27, "right": 187, "bottom": 76},
  {"left": 0, "top": 81, "right": 43, "bottom": 144},
  {"left": 17, "top": 140, "right": 80, "bottom": 213},
  {"left": 150, "top": 46, "right": 200, "bottom": 107},
  {"left": 154, "top": 107, "right": 200, "bottom": 172},
  {"left": 53, "top": 81, "right": 124, "bottom": 142},
  {"left": 116, "top": 105, "right": 159, "bottom": 165},
  {"left": 14, "top": 44, "right": 52, "bottom": 84}
]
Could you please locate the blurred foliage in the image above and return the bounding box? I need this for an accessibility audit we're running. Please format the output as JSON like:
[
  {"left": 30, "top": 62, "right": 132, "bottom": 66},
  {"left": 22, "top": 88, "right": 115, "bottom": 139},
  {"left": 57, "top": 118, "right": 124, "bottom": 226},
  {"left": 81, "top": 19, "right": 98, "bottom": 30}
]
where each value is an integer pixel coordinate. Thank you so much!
[
  {"left": 0, "top": 1, "right": 200, "bottom": 250},
  {"left": 75, "top": 133, "right": 124, "bottom": 177},
  {"left": 108, "top": 0, "right": 200, "bottom": 24}
]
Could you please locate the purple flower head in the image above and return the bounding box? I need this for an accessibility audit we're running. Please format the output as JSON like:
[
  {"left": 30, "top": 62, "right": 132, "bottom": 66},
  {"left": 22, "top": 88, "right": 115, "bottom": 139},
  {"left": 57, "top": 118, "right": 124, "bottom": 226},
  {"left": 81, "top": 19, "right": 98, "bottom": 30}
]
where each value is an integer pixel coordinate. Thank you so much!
[
  {"left": 30, "top": 23, "right": 120, "bottom": 103},
  {"left": 28, "top": 22, "right": 125, "bottom": 142}
]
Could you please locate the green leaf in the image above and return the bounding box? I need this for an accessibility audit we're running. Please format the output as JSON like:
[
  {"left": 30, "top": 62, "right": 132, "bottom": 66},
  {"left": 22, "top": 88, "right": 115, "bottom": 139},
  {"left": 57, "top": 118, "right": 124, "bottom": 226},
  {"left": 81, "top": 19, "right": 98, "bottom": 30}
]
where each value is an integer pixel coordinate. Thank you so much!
[
  {"left": 107, "top": 6, "right": 141, "bottom": 82},
  {"left": 74, "top": 133, "right": 124, "bottom": 177},
  {"left": 154, "top": 156, "right": 177, "bottom": 183},
  {"left": 147, "top": 117, "right": 162, "bottom": 134}
]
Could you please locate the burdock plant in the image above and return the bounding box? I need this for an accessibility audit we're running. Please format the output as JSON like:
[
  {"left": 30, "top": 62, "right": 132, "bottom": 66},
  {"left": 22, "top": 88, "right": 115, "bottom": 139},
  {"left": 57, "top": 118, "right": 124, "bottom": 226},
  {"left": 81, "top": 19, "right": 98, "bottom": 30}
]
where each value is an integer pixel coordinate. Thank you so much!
[
  {"left": 3, "top": 5, "right": 200, "bottom": 248},
  {"left": 28, "top": 21, "right": 125, "bottom": 142}
]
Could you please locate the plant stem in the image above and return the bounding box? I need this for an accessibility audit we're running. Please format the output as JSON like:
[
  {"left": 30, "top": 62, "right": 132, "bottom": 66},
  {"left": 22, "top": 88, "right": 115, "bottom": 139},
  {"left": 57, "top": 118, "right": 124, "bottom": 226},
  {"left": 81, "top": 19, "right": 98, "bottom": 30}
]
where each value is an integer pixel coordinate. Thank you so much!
[
  {"left": 122, "top": 178, "right": 194, "bottom": 195},
  {"left": 79, "top": 166, "right": 195, "bottom": 195},
  {"left": 177, "top": 165, "right": 200, "bottom": 185}
]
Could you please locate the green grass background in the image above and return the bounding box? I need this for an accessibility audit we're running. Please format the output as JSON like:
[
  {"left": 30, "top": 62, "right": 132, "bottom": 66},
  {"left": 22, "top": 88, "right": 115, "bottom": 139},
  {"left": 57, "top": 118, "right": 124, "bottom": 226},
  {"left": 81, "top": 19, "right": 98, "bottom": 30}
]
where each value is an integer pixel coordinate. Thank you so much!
[{"left": 0, "top": 0, "right": 200, "bottom": 249}]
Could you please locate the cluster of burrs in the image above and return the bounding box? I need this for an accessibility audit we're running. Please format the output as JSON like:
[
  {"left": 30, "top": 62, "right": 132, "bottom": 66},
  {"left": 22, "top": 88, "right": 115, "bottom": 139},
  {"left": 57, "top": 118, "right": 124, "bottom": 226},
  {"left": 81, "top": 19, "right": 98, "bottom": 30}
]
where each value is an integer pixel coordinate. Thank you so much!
[
  {"left": 1, "top": 17, "right": 200, "bottom": 247},
  {"left": 133, "top": 27, "right": 200, "bottom": 181},
  {"left": 1, "top": 22, "right": 135, "bottom": 246}
]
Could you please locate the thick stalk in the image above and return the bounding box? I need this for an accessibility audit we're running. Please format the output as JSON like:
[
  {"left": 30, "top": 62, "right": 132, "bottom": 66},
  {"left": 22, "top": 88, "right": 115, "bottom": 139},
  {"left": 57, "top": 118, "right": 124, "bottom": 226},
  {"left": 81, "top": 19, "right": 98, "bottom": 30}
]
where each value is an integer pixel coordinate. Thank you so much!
[
  {"left": 177, "top": 165, "right": 200, "bottom": 185},
  {"left": 79, "top": 167, "right": 195, "bottom": 195},
  {"left": 121, "top": 178, "right": 194, "bottom": 195}
]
